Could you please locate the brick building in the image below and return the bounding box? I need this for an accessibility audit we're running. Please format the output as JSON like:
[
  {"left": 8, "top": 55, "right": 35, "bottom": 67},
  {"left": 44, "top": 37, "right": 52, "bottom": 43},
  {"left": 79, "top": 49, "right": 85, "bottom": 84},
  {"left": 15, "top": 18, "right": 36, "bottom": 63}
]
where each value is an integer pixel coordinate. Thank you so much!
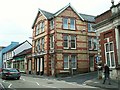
[
  {"left": 80, "top": 14, "right": 97, "bottom": 71},
  {"left": 94, "top": 2, "right": 120, "bottom": 79},
  {"left": 32, "top": 3, "right": 93, "bottom": 76}
]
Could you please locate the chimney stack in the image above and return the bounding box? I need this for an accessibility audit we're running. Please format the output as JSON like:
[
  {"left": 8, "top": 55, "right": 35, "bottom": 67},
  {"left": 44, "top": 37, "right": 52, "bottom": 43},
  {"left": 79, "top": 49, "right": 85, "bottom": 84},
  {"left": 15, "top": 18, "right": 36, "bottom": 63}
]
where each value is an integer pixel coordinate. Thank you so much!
[{"left": 111, "top": 0, "right": 114, "bottom": 6}]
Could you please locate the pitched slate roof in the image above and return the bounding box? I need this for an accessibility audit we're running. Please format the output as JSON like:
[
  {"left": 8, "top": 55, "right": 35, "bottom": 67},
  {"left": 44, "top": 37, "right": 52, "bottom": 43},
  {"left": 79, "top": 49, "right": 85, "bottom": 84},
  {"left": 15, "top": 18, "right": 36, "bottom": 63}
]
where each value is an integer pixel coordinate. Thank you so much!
[
  {"left": 7, "top": 40, "right": 32, "bottom": 52},
  {"left": 40, "top": 9, "right": 54, "bottom": 19},
  {"left": 32, "top": 3, "right": 84, "bottom": 29},
  {"left": 2, "top": 42, "right": 19, "bottom": 54},
  {"left": 79, "top": 13, "right": 95, "bottom": 22}
]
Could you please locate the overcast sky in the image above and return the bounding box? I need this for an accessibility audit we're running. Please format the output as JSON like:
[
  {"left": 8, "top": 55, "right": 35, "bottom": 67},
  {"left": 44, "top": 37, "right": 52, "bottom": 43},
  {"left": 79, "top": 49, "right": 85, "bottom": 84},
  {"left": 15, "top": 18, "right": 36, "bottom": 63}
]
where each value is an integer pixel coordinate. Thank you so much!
[{"left": 0, "top": 0, "right": 119, "bottom": 46}]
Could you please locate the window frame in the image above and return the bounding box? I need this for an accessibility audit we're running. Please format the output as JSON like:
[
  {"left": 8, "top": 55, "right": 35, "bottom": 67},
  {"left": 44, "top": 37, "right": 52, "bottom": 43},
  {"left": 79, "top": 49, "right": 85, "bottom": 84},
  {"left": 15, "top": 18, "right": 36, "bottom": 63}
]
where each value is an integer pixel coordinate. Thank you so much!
[
  {"left": 64, "top": 55, "right": 69, "bottom": 69},
  {"left": 50, "top": 35, "right": 54, "bottom": 49},
  {"left": 50, "top": 19, "right": 54, "bottom": 30},
  {"left": 63, "top": 55, "right": 77, "bottom": 69},
  {"left": 41, "top": 37, "right": 44, "bottom": 51},
  {"left": 71, "top": 55, "right": 77, "bottom": 69},
  {"left": 70, "top": 35, "right": 76, "bottom": 49},
  {"left": 104, "top": 41, "right": 115, "bottom": 68},
  {"left": 70, "top": 18, "right": 75, "bottom": 30},
  {"left": 63, "top": 18, "right": 68, "bottom": 29},
  {"left": 63, "top": 35, "right": 69, "bottom": 49}
]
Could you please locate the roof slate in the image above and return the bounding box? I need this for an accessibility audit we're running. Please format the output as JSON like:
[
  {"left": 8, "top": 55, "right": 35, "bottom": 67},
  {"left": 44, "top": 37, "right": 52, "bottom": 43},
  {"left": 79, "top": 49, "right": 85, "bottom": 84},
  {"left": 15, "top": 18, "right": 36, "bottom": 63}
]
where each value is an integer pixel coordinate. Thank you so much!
[
  {"left": 2, "top": 42, "right": 19, "bottom": 54},
  {"left": 40, "top": 9, "right": 54, "bottom": 19},
  {"left": 32, "top": 3, "right": 95, "bottom": 28},
  {"left": 79, "top": 13, "right": 95, "bottom": 22}
]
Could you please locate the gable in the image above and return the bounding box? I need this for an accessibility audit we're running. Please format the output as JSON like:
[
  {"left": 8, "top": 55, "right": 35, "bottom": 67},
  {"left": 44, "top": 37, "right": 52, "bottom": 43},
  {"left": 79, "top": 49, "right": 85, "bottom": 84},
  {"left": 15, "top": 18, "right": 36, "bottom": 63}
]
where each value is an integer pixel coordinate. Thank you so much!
[
  {"left": 58, "top": 7, "right": 80, "bottom": 19},
  {"left": 54, "top": 4, "right": 84, "bottom": 21},
  {"left": 32, "top": 12, "right": 47, "bottom": 29}
]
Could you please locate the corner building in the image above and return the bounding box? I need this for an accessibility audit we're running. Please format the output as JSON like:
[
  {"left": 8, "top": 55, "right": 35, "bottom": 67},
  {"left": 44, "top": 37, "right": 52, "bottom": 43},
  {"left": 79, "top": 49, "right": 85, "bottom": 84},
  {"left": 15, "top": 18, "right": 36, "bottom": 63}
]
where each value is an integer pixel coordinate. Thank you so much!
[{"left": 32, "top": 4, "right": 89, "bottom": 76}]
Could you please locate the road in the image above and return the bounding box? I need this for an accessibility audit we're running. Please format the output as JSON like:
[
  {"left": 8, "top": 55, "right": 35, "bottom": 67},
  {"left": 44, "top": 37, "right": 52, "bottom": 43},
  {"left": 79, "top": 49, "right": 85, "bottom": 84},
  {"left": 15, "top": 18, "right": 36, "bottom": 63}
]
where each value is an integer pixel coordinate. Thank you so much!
[
  {"left": 59, "top": 71, "right": 98, "bottom": 84},
  {"left": 0, "top": 72, "right": 106, "bottom": 90}
]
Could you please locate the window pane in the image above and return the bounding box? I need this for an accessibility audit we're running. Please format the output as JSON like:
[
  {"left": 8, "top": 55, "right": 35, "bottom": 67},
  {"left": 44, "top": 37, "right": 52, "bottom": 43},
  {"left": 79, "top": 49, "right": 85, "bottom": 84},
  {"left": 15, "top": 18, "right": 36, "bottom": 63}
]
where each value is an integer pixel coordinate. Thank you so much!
[
  {"left": 63, "top": 18, "right": 68, "bottom": 29},
  {"left": 63, "top": 35, "right": 68, "bottom": 48},
  {"left": 64, "top": 55, "right": 69, "bottom": 69},
  {"left": 88, "top": 37, "right": 92, "bottom": 49},
  {"left": 50, "top": 20, "right": 54, "bottom": 29},
  {"left": 36, "top": 25, "right": 39, "bottom": 35},
  {"left": 71, "top": 36, "right": 76, "bottom": 49},
  {"left": 50, "top": 35, "right": 54, "bottom": 49},
  {"left": 111, "top": 52, "right": 115, "bottom": 67},
  {"left": 110, "top": 43, "right": 113, "bottom": 51},
  {"left": 41, "top": 38, "right": 44, "bottom": 51},
  {"left": 106, "top": 44, "right": 109, "bottom": 52},
  {"left": 71, "top": 55, "right": 76, "bottom": 68},
  {"left": 70, "top": 19, "right": 75, "bottom": 30},
  {"left": 107, "top": 53, "right": 110, "bottom": 67},
  {"left": 93, "top": 38, "right": 97, "bottom": 50}
]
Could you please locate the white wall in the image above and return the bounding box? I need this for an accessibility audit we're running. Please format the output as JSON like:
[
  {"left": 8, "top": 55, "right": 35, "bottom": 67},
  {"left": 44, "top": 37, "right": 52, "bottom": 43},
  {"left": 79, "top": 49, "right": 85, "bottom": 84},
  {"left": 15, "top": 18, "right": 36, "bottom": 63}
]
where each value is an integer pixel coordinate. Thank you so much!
[{"left": 14, "top": 41, "right": 32, "bottom": 56}]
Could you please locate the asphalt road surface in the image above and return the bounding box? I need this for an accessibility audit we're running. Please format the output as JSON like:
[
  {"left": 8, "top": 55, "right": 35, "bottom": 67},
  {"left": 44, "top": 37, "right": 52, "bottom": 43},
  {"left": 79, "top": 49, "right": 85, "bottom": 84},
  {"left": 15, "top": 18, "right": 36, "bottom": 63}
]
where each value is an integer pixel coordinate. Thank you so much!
[{"left": 0, "top": 74, "right": 106, "bottom": 90}]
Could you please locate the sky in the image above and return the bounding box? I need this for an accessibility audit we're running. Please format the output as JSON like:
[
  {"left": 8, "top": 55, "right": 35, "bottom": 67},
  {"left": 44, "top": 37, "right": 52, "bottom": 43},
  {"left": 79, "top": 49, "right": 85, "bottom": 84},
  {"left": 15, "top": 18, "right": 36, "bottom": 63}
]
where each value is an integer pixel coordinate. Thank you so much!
[{"left": 0, "top": 0, "right": 119, "bottom": 46}]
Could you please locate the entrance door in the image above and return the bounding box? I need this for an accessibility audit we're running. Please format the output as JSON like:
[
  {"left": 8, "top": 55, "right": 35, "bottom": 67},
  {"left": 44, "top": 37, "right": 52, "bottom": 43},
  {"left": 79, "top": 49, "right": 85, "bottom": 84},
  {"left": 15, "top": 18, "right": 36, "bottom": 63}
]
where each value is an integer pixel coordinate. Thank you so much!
[
  {"left": 36, "top": 58, "right": 40, "bottom": 75},
  {"left": 28, "top": 60, "right": 32, "bottom": 74},
  {"left": 51, "top": 57, "right": 54, "bottom": 76},
  {"left": 90, "top": 56, "right": 94, "bottom": 71}
]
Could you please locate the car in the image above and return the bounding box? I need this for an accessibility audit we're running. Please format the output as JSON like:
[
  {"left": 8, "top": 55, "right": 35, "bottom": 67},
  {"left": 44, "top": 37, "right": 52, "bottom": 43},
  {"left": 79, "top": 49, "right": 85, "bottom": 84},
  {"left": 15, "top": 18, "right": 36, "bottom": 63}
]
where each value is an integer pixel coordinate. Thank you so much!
[{"left": 2, "top": 68, "right": 21, "bottom": 80}]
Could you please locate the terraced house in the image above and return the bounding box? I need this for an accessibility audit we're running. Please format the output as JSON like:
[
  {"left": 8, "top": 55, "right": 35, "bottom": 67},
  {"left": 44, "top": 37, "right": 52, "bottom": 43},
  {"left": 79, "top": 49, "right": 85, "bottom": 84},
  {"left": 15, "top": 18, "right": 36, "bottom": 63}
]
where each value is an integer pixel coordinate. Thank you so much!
[{"left": 32, "top": 3, "right": 95, "bottom": 76}]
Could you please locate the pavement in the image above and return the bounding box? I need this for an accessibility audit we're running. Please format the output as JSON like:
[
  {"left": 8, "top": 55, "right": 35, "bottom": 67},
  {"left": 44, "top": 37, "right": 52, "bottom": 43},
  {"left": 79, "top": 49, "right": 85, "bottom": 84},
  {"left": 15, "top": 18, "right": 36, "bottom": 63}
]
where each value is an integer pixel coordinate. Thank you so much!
[{"left": 84, "top": 78, "right": 119, "bottom": 90}]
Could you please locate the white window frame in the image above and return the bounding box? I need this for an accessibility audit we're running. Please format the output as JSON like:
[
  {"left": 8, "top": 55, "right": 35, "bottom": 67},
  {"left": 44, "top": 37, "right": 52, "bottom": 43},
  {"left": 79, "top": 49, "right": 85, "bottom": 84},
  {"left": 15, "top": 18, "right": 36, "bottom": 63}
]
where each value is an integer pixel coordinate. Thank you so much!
[
  {"left": 70, "top": 36, "right": 76, "bottom": 49},
  {"left": 64, "top": 55, "right": 69, "bottom": 69},
  {"left": 64, "top": 55, "right": 77, "bottom": 69},
  {"left": 35, "top": 25, "right": 39, "bottom": 35},
  {"left": 40, "top": 22, "right": 44, "bottom": 33},
  {"left": 104, "top": 41, "right": 115, "bottom": 68},
  {"left": 63, "top": 18, "right": 68, "bottom": 29},
  {"left": 41, "top": 37, "right": 44, "bottom": 51},
  {"left": 70, "top": 18, "right": 75, "bottom": 30},
  {"left": 71, "top": 55, "right": 77, "bottom": 69},
  {"left": 63, "top": 35, "right": 69, "bottom": 49}
]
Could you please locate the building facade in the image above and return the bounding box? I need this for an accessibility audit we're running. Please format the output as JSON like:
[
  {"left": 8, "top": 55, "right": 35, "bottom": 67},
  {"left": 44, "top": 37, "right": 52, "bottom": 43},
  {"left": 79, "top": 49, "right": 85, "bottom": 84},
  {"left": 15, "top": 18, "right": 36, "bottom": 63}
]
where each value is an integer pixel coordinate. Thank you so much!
[
  {"left": 2, "top": 42, "right": 19, "bottom": 68},
  {"left": 32, "top": 4, "right": 91, "bottom": 76},
  {"left": 13, "top": 48, "right": 32, "bottom": 73},
  {"left": 94, "top": 2, "right": 120, "bottom": 79},
  {"left": 80, "top": 14, "right": 98, "bottom": 71},
  {"left": 3, "top": 40, "right": 32, "bottom": 70}
]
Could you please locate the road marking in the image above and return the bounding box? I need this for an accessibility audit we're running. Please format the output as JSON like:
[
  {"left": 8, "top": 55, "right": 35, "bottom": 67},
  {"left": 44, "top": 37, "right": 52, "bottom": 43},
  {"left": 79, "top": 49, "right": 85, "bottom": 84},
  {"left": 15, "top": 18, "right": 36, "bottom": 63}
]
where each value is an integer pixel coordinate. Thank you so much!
[
  {"left": 2, "top": 80, "right": 5, "bottom": 83},
  {"left": 8, "top": 84, "right": 12, "bottom": 88},
  {"left": 21, "top": 78, "right": 25, "bottom": 81},
  {"left": 36, "top": 82, "right": 40, "bottom": 86},
  {"left": 0, "top": 83, "right": 5, "bottom": 89}
]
